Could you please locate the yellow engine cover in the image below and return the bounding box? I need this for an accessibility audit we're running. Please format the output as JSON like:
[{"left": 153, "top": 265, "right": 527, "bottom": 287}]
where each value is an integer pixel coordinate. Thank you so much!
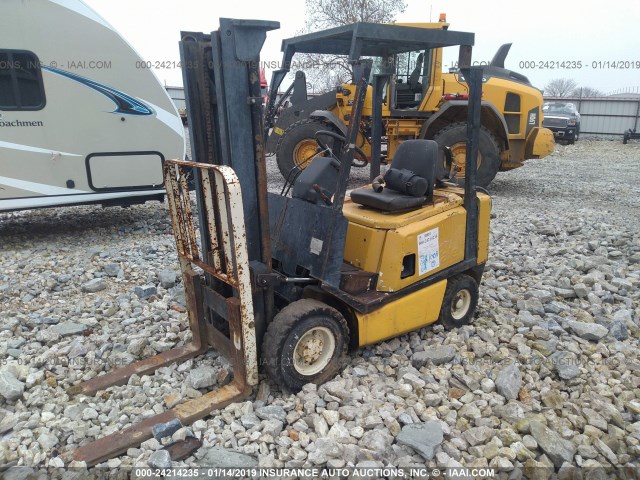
[
  {"left": 355, "top": 279, "right": 448, "bottom": 346},
  {"left": 343, "top": 189, "right": 491, "bottom": 293},
  {"left": 342, "top": 188, "right": 491, "bottom": 346}
]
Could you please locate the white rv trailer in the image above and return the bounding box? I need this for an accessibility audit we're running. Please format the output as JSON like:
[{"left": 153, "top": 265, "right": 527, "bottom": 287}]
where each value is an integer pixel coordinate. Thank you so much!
[{"left": 0, "top": 0, "right": 185, "bottom": 212}]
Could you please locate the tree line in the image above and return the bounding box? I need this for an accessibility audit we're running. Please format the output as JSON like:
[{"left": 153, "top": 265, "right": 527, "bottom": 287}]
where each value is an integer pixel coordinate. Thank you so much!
[{"left": 543, "top": 78, "right": 603, "bottom": 97}]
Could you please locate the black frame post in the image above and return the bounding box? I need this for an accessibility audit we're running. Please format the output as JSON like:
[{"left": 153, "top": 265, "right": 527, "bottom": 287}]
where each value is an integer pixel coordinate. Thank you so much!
[
  {"left": 369, "top": 73, "right": 386, "bottom": 181},
  {"left": 333, "top": 60, "right": 372, "bottom": 211},
  {"left": 462, "top": 66, "right": 482, "bottom": 262}
]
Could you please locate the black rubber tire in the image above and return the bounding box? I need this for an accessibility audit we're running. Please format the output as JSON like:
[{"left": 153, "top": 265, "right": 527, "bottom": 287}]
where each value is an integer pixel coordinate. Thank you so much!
[
  {"left": 275, "top": 119, "right": 328, "bottom": 180},
  {"left": 568, "top": 127, "right": 579, "bottom": 145},
  {"left": 431, "top": 123, "right": 501, "bottom": 188},
  {"left": 438, "top": 274, "right": 479, "bottom": 330},
  {"left": 262, "top": 299, "right": 349, "bottom": 392}
]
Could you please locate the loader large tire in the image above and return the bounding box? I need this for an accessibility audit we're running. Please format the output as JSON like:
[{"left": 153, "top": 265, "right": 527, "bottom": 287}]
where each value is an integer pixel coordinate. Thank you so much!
[
  {"left": 275, "top": 119, "right": 328, "bottom": 180},
  {"left": 262, "top": 299, "right": 349, "bottom": 392},
  {"left": 431, "top": 123, "right": 501, "bottom": 188}
]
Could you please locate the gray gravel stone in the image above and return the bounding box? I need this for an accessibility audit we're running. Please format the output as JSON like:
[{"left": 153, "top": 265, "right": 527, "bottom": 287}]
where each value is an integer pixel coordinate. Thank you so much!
[
  {"left": 495, "top": 363, "right": 522, "bottom": 400},
  {"left": 255, "top": 405, "right": 287, "bottom": 423},
  {"left": 148, "top": 449, "right": 172, "bottom": 469},
  {"left": 608, "top": 320, "right": 629, "bottom": 340},
  {"left": 0, "top": 370, "right": 25, "bottom": 401},
  {"left": 197, "top": 447, "right": 258, "bottom": 468},
  {"left": 81, "top": 277, "right": 107, "bottom": 293},
  {"left": 158, "top": 270, "right": 177, "bottom": 289},
  {"left": 313, "top": 414, "right": 329, "bottom": 437},
  {"left": 263, "top": 419, "right": 284, "bottom": 438},
  {"left": 567, "top": 320, "right": 608, "bottom": 341},
  {"left": 38, "top": 432, "right": 59, "bottom": 450},
  {"left": 360, "top": 429, "right": 393, "bottom": 453},
  {"left": 396, "top": 421, "right": 443, "bottom": 460},
  {"left": 412, "top": 344, "right": 456, "bottom": 367},
  {"left": 530, "top": 420, "right": 576, "bottom": 468},
  {"left": 30, "top": 316, "right": 59, "bottom": 325},
  {"left": 50, "top": 321, "right": 89, "bottom": 337},
  {"left": 240, "top": 413, "right": 260, "bottom": 429},
  {"left": 134, "top": 284, "right": 157, "bottom": 299},
  {"left": 573, "top": 283, "right": 589, "bottom": 298},
  {"left": 188, "top": 366, "right": 217, "bottom": 389},
  {"left": 462, "top": 426, "right": 495, "bottom": 446},
  {"left": 613, "top": 309, "right": 632, "bottom": 323},
  {"left": 550, "top": 351, "right": 580, "bottom": 380},
  {"left": 103, "top": 263, "right": 122, "bottom": 277},
  {"left": 328, "top": 423, "right": 351, "bottom": 443},
  {"left": 2, "top": 467, "right": 36, "bottom": 480},
  {"left": 517, "top": 298, "right": 545, "bottom": 316},
  {"left": 152, "top": 418, "right": 183, "bottom": 440},
  {"left": 517, "top": 311, "right": 541, "bottom": 327}
]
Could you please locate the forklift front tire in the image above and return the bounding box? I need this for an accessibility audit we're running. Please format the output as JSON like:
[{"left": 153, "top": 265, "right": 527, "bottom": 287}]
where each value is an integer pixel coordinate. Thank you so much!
[
  {"left": 439, "top": 274, "right": 479, "bottom": 330},
  {"left": 262, "top": 299, "right": 349, "bottom": 392}
]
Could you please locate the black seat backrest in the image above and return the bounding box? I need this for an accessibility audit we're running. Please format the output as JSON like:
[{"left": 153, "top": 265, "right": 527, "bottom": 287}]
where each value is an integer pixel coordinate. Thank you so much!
[
  {"left": 350, "top": 139, "right": 438, "bottom": 212},
  {"left": 390, "top": 139, "right": 437, "bottom": 186}
]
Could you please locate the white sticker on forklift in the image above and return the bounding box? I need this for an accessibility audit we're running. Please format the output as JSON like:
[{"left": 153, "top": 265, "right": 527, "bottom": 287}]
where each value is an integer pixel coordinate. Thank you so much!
[
  {"left": 417, "top": 228, "right": 440, "bottom": 276},
  {"left": 310, "top": 237, "right": 323, "bottom": 255}
]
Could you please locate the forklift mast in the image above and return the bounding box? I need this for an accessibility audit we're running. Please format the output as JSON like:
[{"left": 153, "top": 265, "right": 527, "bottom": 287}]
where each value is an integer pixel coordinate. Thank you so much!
[{"left": 180, "top": 19, "right": 278, "bottom": 342}]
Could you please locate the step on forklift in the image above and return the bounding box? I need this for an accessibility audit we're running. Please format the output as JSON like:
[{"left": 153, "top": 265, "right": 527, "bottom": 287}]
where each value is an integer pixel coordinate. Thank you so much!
[{"left": 66, "top": 18, "right": 490, "bottom": 465}]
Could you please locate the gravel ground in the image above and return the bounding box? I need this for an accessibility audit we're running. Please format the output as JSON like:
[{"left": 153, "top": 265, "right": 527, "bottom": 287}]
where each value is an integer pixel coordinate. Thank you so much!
[{"left": 0, "top": 140, "right": 639, "bottom": 477}]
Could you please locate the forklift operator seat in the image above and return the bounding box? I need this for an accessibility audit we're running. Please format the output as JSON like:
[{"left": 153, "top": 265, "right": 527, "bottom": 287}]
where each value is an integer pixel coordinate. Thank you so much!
[{"left": 350, "top": 139, "right": 437, "bottom": 212}]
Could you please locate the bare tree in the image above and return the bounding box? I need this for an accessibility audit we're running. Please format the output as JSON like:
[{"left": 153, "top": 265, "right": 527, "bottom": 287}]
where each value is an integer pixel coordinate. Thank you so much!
[
  {"left": 306, "top": 0, "right": 408, "bottom": 30},
  {"left": 544, "top": 78, "right": 578, "bottom": 97},
  {"left": 299, "top": 0, "right": 407, "bottom": 93},
  {"left": 572, "top": 86, "right": 603, "bottom": 97}
]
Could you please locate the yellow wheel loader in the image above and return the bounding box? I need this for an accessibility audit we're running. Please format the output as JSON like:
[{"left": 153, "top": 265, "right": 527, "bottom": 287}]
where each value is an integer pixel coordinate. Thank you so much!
[
  {"left": 64, "top": 19, "right": 491, "bottom": 466},
  {"left": 265, "top": 18, "right": 555, "bottom": 187}
]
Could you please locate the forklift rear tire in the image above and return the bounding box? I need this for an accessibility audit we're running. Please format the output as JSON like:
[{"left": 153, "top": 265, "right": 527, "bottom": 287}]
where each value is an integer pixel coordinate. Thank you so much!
[
  {"left": 431, "top": 123, "right": 501, "bottom": 188},
  {"left": 262, "top": 299, "right": 349, "bottom": 392},
  {"left": 439, "top": 274, "right": 479, "bottom": 330}
]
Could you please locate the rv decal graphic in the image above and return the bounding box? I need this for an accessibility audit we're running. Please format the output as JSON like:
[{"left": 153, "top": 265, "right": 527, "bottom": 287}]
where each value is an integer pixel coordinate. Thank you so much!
[
  {"left": 0, "top": 119, "right": 44, "bottom": 127},
  {"left": 42, "top": 66, "right": 154, "bottom": 116}
]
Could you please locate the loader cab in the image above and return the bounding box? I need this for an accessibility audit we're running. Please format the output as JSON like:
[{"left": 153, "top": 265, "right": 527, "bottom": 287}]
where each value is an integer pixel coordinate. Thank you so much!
[
  {"left": 393, "top": 49, "right": 431, "bottom": 109},
  {"left": 362, "top": 47, "right": 444, "bottom": 113}
]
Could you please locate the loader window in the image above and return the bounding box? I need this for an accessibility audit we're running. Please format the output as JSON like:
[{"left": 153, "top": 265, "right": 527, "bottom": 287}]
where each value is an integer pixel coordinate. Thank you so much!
[
  {"left": 394, "top": 49, "right": 432, "bottom": 109},
  {"left": 0, "top": 50, "right": 46, "bottom": 111}
]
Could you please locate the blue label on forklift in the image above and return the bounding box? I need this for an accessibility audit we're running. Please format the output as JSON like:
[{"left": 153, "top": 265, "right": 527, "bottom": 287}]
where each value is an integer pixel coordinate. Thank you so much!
[{"left": 417, "top": 228, "right": 440, "bottom": 276}]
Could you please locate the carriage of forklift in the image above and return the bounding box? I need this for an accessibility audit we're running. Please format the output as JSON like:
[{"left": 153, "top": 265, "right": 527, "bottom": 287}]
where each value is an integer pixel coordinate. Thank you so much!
[
  {"left": 65, "top": 18, "right": 490, "bottom": 465},
  {"left": 265, "top": 20, "right": 555, "bottom": 187}
]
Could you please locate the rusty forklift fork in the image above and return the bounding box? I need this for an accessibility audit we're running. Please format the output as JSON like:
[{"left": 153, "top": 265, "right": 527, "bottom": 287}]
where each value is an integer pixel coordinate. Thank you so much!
[
  {"left": 67, "top": 161, "right": 259, "bottom": 466},
  {"left": 65, "top": 18, "right": 279, "bottom": 466}
]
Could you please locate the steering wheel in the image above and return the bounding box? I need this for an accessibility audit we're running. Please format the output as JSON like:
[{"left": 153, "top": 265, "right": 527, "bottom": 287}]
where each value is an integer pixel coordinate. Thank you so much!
[{"left": 314, "top": 130, "right": 368, "bottom": 167}]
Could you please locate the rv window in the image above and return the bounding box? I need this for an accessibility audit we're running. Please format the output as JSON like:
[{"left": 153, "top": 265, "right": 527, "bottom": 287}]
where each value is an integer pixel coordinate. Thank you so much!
[
  {"left": 0, "top": 50, "right": 45, "bottom": 111},
  {"left": 0, "top": 53, "right": 16, "bottom": 107}
]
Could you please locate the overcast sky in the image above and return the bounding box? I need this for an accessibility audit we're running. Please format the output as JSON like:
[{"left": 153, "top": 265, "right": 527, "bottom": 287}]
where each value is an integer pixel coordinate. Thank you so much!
[{"left": 84, "top": 0, "right": 640, "bottom": 94}]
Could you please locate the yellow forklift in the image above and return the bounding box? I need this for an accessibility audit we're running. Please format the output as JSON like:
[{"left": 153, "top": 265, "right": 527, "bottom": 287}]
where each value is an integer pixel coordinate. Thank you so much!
[{"left": 66, "top": 18, "right": 490, "bottom": 465}]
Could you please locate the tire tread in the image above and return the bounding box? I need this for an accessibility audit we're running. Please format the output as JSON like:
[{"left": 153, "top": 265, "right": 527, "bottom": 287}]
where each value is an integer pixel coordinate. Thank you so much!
[
  {"left": 431, "top": 122, "right": 501, "bottom": 187},
  {"left": 262, "top": 299, "right": 349, "bottom": 391}
]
